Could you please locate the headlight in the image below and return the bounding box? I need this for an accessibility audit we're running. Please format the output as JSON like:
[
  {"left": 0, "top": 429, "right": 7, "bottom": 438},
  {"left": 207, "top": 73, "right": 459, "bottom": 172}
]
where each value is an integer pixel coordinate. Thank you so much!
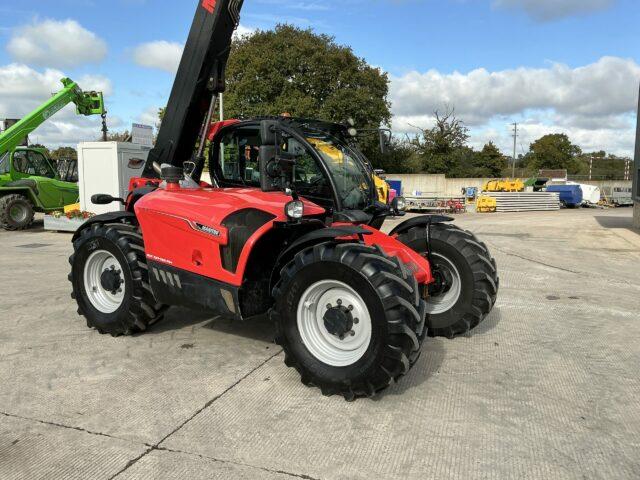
[
  {"left": 394, "top": 196, "right": 407, "bottom": 211},
  {"left": 285, "top": 200, "right": 304, "bottom": 219}
]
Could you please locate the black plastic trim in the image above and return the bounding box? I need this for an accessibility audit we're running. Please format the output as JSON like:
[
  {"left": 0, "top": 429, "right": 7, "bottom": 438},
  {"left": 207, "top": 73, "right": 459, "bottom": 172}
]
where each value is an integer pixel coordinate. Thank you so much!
[
  {"left": 72, "top": 212, "right": 137, "bottom": 241},
  {"left": 148, "top": 262, "right": 241, "bottom": 317},
  {"left": 220, "top": 208, "right": 276, "bottom": 273},
  {"left": 388, "top": 215, "right": 455, "bottom": 237}
]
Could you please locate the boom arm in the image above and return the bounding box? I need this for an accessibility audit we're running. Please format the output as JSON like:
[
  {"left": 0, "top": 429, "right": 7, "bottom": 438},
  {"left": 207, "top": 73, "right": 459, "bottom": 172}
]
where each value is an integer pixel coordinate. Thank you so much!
[
  {"left": 0, "top": 78, "right": 105, "bottom": 157},
  {"left": 144, "top": 0, "right": 244, "bottom": 177}
]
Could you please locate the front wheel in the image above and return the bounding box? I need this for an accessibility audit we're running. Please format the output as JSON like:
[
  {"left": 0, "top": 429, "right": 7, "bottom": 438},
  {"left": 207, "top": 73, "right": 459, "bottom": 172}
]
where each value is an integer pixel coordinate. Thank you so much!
[
  {"left": 397, "top": 224, "right": 499, "bottom": 338},
  {"left": 271, "top": 242, "right": 426, "bottom": 401},
  {"left": 0, "top": 194, "right": 35, "bottom": 231}
]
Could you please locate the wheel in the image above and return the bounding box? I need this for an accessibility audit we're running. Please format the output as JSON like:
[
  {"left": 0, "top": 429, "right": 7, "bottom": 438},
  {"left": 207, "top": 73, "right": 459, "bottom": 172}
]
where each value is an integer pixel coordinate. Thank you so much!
[
  {"left": 271, "top": 242, "right": 426, "bottom": 401},
  {"left": 0, "top": 194, "right": 35, "bottom": 231},
  {"left": 397, "top": 224, "right": 499, "bottom": 338},
  {"left": 68, "top": 221, "right": 167, "bottom": 336}
]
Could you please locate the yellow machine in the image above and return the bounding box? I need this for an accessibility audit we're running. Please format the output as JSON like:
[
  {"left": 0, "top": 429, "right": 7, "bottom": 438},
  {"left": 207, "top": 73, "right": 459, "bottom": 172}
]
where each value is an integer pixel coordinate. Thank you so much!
[
  {"left": 307, "top": 138, "right": 390, "bottom": 204},
  {"left": 476, "top": 195, "right": 497, "bottom": 213},
  {"left": 483, "top": 178, "right": 524, "bottom": 193}
]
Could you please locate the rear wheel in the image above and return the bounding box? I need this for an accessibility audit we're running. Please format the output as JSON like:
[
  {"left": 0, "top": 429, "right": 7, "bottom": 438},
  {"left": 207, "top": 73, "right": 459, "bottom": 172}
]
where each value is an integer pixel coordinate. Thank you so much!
[
  {"left": 0, "top": 194, "right": 34, "bottom": 231},
  {"left": 397, "top": 223, "right": 499, "bottom": 338},
  {"left": 271, "top": 242, "right": 426, "bottom": 401},
  {"left": 69, "top": 221, "right": 166, "bottom": 336}
]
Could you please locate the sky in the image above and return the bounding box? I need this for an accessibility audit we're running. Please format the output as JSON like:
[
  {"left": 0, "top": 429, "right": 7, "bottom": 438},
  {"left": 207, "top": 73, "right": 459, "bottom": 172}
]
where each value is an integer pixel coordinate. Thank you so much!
[{"left": 0, "top": 0, "right": 639, "bottom": 157}]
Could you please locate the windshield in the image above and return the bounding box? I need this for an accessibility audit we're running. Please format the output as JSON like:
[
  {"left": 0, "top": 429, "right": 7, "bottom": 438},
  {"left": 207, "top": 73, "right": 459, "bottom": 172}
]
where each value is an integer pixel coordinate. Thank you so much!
[
  {"left": 302, "top": 129, "right": 373, "bottom": 211},
  {"left": 0, "top": 152, "right": 9, "bottom": 175}
]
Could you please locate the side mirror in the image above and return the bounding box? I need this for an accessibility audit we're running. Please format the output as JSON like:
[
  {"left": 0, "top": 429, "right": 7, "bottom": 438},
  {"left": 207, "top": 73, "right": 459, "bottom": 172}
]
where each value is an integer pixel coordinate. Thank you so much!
[
  {"left": 91, "top": 194, "right": 125, "bottom": 205},
  {"left": 260, "top": 120, "right": 279, "bottom": 146},
  {"left": 379, "top": 129, "right": 392, "bottom": 155},
  {"left": 259, "top": 145, "right": 279, "bottom": 192}
]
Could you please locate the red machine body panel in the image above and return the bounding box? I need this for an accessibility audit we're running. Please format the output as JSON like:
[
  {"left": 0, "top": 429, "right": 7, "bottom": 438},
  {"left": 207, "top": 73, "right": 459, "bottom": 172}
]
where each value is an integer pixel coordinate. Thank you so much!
[
  {"left": 359, "top": 225, "right": 433, "bottom": 285},
  {"left": 134, "top": 185, "right": 433, "bottom": 289},
  {"left": 135, "top": 186, "right": 325, "bottom": 286}
]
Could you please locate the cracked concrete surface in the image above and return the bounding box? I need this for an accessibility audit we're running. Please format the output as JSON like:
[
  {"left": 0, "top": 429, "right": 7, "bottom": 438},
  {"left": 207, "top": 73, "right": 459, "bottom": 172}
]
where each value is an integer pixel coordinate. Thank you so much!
[{"left": 0, "top": 209, "right": 638, "bottom": 479}]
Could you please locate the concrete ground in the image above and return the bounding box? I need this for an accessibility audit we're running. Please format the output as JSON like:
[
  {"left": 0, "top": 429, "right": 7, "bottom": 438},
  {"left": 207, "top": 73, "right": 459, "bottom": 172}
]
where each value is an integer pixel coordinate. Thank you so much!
[{"left": 0, "top": 208, "right": 639, "bottom": 480}]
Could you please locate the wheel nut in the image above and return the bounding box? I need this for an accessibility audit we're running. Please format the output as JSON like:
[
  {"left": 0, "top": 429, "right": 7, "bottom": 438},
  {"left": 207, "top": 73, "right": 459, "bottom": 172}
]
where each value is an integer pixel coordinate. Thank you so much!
[
  {"left": 348, "top": 305, "right": 354, "bottom": 311},
  {"left": 349, "top": 330, "right": 356, "bottom": 337},
  {"left": 326, "top": 303, "right": 332, "bottom": 310},
  {"left": 354, "top": 318, "right": 359, "bottom": 324},
  {"left": 337, "top": 299, "right": 342, "bottom": 306}
]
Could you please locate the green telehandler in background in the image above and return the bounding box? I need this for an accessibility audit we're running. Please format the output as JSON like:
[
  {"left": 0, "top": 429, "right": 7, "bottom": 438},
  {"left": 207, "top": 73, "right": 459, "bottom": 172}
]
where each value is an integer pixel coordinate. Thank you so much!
[{"left": 0, "top": 78, "right": 105, "bottom": 230}]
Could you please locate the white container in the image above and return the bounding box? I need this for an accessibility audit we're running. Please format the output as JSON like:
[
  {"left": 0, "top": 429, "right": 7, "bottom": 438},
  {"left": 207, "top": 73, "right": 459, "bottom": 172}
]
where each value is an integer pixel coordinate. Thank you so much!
[{"left": 78, "top": 142, "right": 150, "bottom": 215}]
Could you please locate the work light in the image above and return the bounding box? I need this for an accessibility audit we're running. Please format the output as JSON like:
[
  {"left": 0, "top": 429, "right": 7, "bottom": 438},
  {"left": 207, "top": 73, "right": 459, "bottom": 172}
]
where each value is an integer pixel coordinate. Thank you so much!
[{"left": 286, "top": 200, "right": 304, "bottom": 219}]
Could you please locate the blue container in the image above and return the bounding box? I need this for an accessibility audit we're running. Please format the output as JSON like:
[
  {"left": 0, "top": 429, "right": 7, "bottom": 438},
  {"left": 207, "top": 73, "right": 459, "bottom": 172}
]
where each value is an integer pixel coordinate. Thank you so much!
[
  {"left": 546, "top": 185, "right": 583, "bottom": 207},
  {"left": 388, "top": 180, "right": 402, "bottom": 196}
]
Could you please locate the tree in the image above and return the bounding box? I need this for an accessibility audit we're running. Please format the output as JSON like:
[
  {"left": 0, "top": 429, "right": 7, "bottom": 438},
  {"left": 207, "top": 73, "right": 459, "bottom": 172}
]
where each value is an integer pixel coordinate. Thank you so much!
[
  {"left": 50, "top": 146, "right": 77, "bottom": 162},
  {"left": 526, "top": 134, "right": 582, "bottom": 172},
  {"left": 411, "top": 108, "right": 470, "bottom": 174},
  {"left": 103, "top": 130, "right": 131, "bottom": 142},
  {"left": 225, "top": 25, "right": 391, "bottom": 142},
  {"left": 474, "top": 142, "right": 507, "bottom": 177}
]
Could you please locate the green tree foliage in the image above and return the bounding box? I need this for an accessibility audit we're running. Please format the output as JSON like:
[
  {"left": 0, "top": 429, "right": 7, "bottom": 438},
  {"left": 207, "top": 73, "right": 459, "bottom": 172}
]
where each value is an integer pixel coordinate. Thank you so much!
[
  {"left": 50, "top": 146, "right": 77, "bottom": 162},
  {"left": 410, "top": 109, "right": 471, "bottom": 175},
  {"left": 225, "top": 25, "right": 391, "bottom": 136},
  {"left": 475, "top": 142, "right": 508, "bottom": 177},
  {"left": 525, "top": 134, "right": 582, "bottom": 172}
]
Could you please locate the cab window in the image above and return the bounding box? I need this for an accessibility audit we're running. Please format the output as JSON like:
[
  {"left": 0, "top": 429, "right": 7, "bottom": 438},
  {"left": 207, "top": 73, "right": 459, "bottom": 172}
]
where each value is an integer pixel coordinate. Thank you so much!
[
  {"left": 216, "top": 127, "right": 261, "bottom": 186},
  {"left": 13, "top": 150, "right": 56, "bottom": 178},
  {"left": 284, "top": 137, "right": 333, "bottom": 205}
]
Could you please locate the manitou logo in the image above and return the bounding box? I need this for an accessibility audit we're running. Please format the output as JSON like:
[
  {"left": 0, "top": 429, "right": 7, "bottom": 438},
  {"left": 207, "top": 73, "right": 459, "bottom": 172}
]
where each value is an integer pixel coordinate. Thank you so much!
[{"left": 202, "top": 0, "right": 217, "bottom": 13}]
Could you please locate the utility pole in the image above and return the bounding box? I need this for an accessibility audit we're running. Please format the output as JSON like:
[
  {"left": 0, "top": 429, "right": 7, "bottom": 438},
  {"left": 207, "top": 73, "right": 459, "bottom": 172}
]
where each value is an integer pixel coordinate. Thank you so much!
[
  {"left": 512, "top": 122, "right": 518, "bottom": 178},
  {"left": 625, "top": 159, "right": 630, "bottom": 181},
  {"left": 589, "top": 155, "right": 593, "bottom": 181}
]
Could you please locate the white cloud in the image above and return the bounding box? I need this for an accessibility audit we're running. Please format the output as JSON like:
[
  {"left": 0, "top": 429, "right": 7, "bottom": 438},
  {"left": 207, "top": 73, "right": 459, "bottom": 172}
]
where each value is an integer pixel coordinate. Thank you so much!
[
  {"left": 390, "top": 56, "right": 640, "bottom": 156},
  {"left": 0, "top": 63, "right": 114, "bottom": 147},
  {"left": 235, "top": 24, "right": 256, "bottom": 38},
  {"left": 7, "top": 19, "right": 107, "bottom": 68},
  {"left": 493, "top": 0, "right": 614, "bottom": 21},
  {"left": 132, "top": 40, "right": 183, "bottom": 74},
  {"left": 132, "top": 25, "right": 255, "bottom": 74}
]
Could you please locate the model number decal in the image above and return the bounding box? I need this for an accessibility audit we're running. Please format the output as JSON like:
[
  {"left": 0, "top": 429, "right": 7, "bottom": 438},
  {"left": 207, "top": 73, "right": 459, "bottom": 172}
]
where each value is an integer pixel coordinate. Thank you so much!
[
  {"left": 195, "top": 223, "right": 221, "bottom": 237},
  {"left": 147, "top": 254, "right": 173, "bottom": 265}
]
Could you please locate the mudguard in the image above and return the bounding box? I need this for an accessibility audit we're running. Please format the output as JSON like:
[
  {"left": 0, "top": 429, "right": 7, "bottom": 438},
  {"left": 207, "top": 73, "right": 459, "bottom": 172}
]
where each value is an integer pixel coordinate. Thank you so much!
[
  {"left": 0, "top": 184, "right": 42, "bottom": 209},
  {"left": 388, "top": 214, "right": 454, "bottom": 237},
  {"left": 72, "top": 211, "right": 137, "bottom": 241},
  {"left": 270, "top": 225, "right": 371, "bottom": 290}
]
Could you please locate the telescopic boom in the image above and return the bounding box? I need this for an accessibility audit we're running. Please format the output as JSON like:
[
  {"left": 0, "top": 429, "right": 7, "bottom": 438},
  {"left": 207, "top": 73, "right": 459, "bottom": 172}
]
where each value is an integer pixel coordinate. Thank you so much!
[
  {"left": 0, "top": 78, "right": 105, "bottom": 157},
  {"left": 144, "top": 0, "right": 245, "bottom": 176}
]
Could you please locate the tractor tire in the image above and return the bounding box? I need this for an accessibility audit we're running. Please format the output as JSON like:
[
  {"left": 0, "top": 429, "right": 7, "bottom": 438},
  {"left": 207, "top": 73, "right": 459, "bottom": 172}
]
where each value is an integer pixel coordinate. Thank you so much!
[
  {"left": 69, "top": 221, "right": 167, "bottom": 336},
  {"left": 397, "top": 224, "right": 499, "bottom": 338},
  {"left": 0, "top": 194, "right": 35, "bottom": 231},
  {"left": 271, "top": 242, "right": 427, "bottom": 401}
]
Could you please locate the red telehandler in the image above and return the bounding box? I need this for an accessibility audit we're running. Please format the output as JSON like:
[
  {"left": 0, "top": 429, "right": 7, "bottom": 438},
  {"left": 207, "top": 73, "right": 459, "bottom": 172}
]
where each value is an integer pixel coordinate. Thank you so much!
[{"left": 69, "top": 0, "right": 498, "bottom": 400}]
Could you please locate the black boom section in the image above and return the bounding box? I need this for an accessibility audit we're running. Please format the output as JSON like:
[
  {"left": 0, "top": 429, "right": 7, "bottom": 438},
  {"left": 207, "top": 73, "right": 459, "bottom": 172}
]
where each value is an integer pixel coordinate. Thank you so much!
[
  {"left": 221, "top": 209, "right": 277, "bottom": 273},
  {"left": 144, "top": 0, "right": 244, "bottom": 175}
]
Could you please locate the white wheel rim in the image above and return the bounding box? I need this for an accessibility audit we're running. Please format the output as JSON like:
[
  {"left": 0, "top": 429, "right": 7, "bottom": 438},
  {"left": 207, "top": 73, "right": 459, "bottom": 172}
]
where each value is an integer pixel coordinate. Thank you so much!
[
  {"left": 83, "top": 250, "right": 125, "bottom": 314},
  {"left": 426, "top": 253, "right": 462, "bottom": 314},
  {"left": 297, "top": 280, "right": 372, "bottom": 367}
]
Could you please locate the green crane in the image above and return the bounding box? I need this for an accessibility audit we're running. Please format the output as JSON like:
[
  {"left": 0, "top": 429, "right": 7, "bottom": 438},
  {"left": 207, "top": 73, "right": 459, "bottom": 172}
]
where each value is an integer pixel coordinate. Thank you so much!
[{"left": 0, "top": 78, "right": 105, "bottom": 231}]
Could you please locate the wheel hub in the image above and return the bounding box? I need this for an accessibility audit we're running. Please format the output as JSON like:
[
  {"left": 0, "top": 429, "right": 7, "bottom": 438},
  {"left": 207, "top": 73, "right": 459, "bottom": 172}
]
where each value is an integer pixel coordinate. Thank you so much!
[
  {"left": 297, "top": 280, "right": 372, "bottom": 367},
  {"left": 100, "top": 266, "right": 123, "bottom": 295},
  {"left": 323, "top": 304, "right": 354, "bottom": 340}
]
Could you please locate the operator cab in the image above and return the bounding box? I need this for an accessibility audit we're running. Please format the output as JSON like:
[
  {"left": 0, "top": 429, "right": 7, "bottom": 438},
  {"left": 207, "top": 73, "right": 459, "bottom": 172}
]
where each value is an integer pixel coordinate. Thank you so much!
[{"left": 209, "top": 117, "right": 382, "bottom": 222}]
